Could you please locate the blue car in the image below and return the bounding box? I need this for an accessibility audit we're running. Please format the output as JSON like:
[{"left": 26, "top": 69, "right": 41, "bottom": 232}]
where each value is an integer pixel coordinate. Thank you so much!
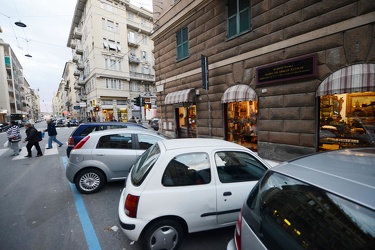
[{"left": 66, "top": 122, "right": 147, "bottom": 157}]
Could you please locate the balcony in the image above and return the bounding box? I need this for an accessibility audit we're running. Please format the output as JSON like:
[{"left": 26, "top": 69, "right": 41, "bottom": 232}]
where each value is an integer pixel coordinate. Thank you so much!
[
  {"left": 70, "top": 40, "right": 76, "bottom": 49},
  {"left": 77, "top": 63, "right": 84, "bottom": 70},
  {"left": 129, "top": 72, "right": 155, "bottom": 82},
  {"left": 75, "top": 46, "right": 83, "bottom": 55},
  {"left": 127, "top": 19, "right": 152, "bottom": 34},
  {"left": 74, "top": 84, "right": 81, "bottom": 90},
  {"left": 72, "top": 56, "right": 79, "bottom": 63},
  {"left": 128, "top": 39, "right": 139, "bottom": 47},
  {"left": 129, "top": 56, "right": 140, "bottom": 64},
  {"left": 74, "top": 70, "right": 81, "bottom": 76},
  {"left": 74, "top": 27, "right": 82, "bottom": 39},
  {"left": 79, "top": 95, "right": 87, "bottom": 101},
  {"left": 78, "top": 80, "right": 85, "bottom": 86}
]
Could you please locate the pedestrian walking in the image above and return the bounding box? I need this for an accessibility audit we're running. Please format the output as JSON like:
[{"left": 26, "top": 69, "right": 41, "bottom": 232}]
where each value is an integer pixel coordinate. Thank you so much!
[
  {"left": 44, "top": 119, "right": 64, "bottom": 149},
  {"left": 23, "top": 122, "right": 43, "bottom": 157},
  {"left": 129, "top": 116, "right": 137, "bottom": 123},
  {"left": 6, "top": 121, "right": 22, "bottom": 156}
]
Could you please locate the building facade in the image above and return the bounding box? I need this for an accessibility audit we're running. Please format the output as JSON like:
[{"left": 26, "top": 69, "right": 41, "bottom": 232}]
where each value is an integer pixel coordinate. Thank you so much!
[
  {"left": 65, "top": 0, "right": 155, "bottom": 123},
  {"left": 152, "top": 0, "right": 375, "bottom": 161},
  {"left": 0, "top": 39, "right": 40, "bottom": 123}
]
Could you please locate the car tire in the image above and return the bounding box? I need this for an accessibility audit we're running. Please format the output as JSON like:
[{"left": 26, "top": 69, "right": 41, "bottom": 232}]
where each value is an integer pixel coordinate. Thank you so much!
[
  {"left": 75, "top": 168, "right": 105, "bottom": 194},
  {"left": 142, "top": 219, "right": 184, "bottom": 250}
]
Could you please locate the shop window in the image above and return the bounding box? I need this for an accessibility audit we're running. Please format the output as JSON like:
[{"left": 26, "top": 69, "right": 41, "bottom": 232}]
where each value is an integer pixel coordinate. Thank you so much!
[
  {"left": 177, "top": 106, "right": 196, "bottom": 138},
  {"left": 226, "top": 101, "right": 258, "bottom": 150},
  {"left": 319, "top": 92, "right": 375, "bottom": 151}
]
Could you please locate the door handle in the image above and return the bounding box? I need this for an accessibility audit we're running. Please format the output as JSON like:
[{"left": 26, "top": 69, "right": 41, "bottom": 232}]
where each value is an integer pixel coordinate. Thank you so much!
[{"left": 223, "top": 191, "right": 232, "bottom": 196}]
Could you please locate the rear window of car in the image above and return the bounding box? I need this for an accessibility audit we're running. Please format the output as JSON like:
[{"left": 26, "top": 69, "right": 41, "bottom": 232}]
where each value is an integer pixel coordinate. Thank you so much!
[
  {"left": 248, "top": 171, "right": 375, "bottom": 250},
  {"left": 131, "top": 143, "right": 161, "bottom": 186}
]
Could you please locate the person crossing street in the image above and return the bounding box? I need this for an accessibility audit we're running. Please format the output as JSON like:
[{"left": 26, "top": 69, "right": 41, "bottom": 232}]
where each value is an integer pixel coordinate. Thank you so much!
[{"left": 45, "top": 119, "right": 64, "bottom": 149}]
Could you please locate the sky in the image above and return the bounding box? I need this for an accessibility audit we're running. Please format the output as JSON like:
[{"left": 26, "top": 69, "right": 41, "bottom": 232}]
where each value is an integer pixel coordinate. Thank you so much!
[{"left": 0, "top": 0, "right": 152, "bottom": 113}]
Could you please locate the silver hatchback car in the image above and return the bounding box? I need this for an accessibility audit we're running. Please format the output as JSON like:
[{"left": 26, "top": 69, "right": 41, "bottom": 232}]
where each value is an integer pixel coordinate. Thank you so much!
[
  {"left": 65, "top": 128, "right": 167, "bottom": 194},
  {"left": 228, "top": 148, "right": 375, "bottom": 250}
]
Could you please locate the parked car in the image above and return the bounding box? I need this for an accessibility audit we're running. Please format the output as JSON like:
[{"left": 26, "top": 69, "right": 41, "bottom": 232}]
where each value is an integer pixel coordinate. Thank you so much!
[
  {"left": 66, "top": 128, "right": 167, "bottom": 194},
  {"left": 55, "top": 118, "right": 66, "bottom": 127},
  {"left": 0, "top": 122, "right": 10, "bottom": 132},
  {"left": 227, "top": 147, "right": 375, "bottom": 250},
  {"left": 66, "top": 119, "right": 79, "bottom": 127},
  {"left": 66, "top": 122, "right": 148, "bottom": 157},
  {"left": 118, "top": 138, "right": 272, "bottom": 249},
  {"left": 150, "top": 117, "right": 159, "bottom": 131}
]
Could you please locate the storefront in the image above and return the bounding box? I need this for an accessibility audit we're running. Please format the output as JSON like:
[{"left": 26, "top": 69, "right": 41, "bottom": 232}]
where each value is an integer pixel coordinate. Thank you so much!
[
  {"left": 164, "top": 88, "right": 197, "bottom": 138},
  {"left": 316, "top": 64, "right": 375, "bottom": 150},
  {"left": 221, "top": 84, "right": 258, "bottom": 151}
]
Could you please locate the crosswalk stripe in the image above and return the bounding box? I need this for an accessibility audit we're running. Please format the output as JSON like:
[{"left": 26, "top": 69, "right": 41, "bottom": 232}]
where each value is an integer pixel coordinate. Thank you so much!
[{"left": 11, "top": 144, "right": 59, "bottom": 160}]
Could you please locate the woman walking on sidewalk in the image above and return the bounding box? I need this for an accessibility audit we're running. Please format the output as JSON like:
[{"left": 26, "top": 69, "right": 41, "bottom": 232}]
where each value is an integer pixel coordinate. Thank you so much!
[
  {"left": 45, "top": 119, "right": 64, "bottom": 149},
  {"left": 23, "top": 122, "right": 43, "bottom": 157}
]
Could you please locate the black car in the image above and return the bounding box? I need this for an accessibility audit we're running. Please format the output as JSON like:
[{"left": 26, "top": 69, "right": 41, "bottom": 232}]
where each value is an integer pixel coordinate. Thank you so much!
[{"left": 66, "top": 122, "right": 148, "bottom": 157}]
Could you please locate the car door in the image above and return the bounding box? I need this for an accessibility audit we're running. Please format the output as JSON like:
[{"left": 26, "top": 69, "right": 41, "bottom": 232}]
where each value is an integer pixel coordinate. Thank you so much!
[
  {"left": 92, "top": 133, "right": 138, "bottom": 179},
  {"left": 214, "top": 150, "right": 268, "bottom": 225}
]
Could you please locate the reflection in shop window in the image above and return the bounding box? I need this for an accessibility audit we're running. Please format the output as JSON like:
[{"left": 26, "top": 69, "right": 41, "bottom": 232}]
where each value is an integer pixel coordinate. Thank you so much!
[
  {"left": 226, "top": 101, "right": 258, "bottom": 150},
  {"left": 319, "top": 92, "right": 375, "bottom": 151}
]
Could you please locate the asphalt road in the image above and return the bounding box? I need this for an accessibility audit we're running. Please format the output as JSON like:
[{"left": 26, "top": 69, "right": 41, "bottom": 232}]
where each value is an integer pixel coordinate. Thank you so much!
[{"left": 0, "top": 122, "right": 234, "bottom": 250}]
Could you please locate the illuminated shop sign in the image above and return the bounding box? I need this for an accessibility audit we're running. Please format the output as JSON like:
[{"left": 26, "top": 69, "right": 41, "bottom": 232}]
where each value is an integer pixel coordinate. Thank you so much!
[{"left": 256, "top": 54, "right": 317, "bottom": 85}]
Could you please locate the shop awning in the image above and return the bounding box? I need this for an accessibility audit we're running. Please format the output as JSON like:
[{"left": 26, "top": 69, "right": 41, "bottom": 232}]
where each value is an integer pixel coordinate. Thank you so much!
[
  {"left": 316, "top": 64, "right": 375, "bottom": 96},
  {"left": 221, "top": 84, "right": 257, "bottom": 103},
  {"left": 164, "top": 88, "right": 196, "bottom": 105}
]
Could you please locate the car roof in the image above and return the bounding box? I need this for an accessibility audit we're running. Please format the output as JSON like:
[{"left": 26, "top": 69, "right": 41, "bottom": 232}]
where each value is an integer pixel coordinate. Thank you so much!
[
  {"left": 272, "top": 148, "right": 375, "bottom": 209},
  {"left": 86, "top": 128, "right": 163, "bottom": 137},
  {"left": 78, "top": 122, "right": 146, "bottom": 128},
  {"left": 158, "top": 138, "right": 252, "bottom": 151}
]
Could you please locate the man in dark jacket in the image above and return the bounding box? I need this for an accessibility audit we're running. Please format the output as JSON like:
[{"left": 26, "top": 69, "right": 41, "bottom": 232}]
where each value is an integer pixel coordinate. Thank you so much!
[
  {"left": 45, "top": 119, "right": 64, "bottom": 149},
  {"left": 23, "top": 122, "right": 43, "bottom": 157}
]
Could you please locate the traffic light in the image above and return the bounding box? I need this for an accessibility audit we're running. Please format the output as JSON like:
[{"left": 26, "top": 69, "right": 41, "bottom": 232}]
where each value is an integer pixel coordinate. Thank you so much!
[
  {"left": 141, "top": 97, "right": 145, "bottom": 106},
  {"left": 94, "top": 106, "right": 100, "bottom": 112},
  {"left": 133, "top": 96, "right": 141, "bottom": 106}
]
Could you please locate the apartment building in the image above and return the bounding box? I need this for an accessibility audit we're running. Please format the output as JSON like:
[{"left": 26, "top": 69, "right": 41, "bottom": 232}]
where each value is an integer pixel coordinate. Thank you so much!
[
  {"left": 0, "top": 39, "right": 39, "bottom": 123},
  {"left": 65, "top": 0, "right": 155, "bottom": 123},
  {"left": 152, "top": 0, "right": 375, "bottom": 161}
]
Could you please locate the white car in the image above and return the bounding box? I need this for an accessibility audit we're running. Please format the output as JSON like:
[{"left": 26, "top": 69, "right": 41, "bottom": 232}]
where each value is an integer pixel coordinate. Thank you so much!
[{"left": 118, "top": 138, "right": 272, "bottom": 250}]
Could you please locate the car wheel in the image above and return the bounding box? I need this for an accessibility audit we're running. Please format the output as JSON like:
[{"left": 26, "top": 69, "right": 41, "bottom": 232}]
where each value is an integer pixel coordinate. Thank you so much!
[
  {"left": 142, "top": 219, "right": 184, "bottom": 250},
  {"left": 75, "top": 168, "right": 105, "bottom": 194}
]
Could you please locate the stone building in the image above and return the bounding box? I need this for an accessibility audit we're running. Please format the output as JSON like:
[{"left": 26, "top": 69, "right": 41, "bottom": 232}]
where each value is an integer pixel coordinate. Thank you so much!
[{"left": 152, "top": 0, "right": 375, "bottom": 161}]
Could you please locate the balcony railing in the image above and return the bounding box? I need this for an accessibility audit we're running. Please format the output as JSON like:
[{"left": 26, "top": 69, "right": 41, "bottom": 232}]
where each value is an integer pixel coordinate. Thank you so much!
[
  {"left": 74, "top": 27, "right": 82, "bottom": 39},
  {"left": 72, "top": 56, "right": 79, "bottom": 63},
  {"left": 70, "top": 40, "right": 76, "bottom": 49},
  {"left": 129, "top": 72, "right": 155, "bottom": 81},
  {"left": 128, "top": 39, "right": 139, "bottom": 47},
  {"left": 76, "top": 46, "right": 83, "bottom": 55},
  {"left": 129, "top": 56, "right": 140, "bottom": 64},
  {"left": 74, "top": 70, "right": 81, "bottom": 76},
  {"left": 74, "top": 84, "right": 81, "bottom": 90},
  {"left": 78, "top": 80, "right": 85, "bottom": 86},
  {"left": 77, "top": 63, "right": 84, "bottom": 70},
  {"left": 79, "top": 95, "right": 87, "bottom": 101}
]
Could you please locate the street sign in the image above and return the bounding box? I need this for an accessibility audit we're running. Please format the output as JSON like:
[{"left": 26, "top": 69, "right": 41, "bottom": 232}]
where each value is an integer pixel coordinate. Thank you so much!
[{"left": 201, "top": 54, "right": 209, "bottom": 90}]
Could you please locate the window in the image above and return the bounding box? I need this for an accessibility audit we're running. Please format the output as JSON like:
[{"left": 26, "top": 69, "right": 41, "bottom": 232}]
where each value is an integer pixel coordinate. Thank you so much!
[
  {"left": 142, "top": 35, "right": 147, "bottom": 45},
  {"left": 176, "top": 27, "right": 189, "bottom": 60},
  {"left": 227, "top": 0, "right": 250, "bottom": 39},
  {"left": 97, "top": 134, "right": 133, "bottom": 149},
  {"left": 128, "top": 31, "right": 137, "bottom": 44},
  {"left": 162, "top": 153, "right": 211, "bottom": 186},
  {"left": 107, "top": 20, "right": 114, "bottom": 32},
  {"left": 137, "top": 134, "right": 165, "bottom": 150},
  {"left": 214, "top": 151, "right": 267, "bottom": 183},
  {"left": 141, "top": 51, "right": 147, "bottom": 60},
  {"left": 249, "top": 172, "right": 375, "bottom": 250}
]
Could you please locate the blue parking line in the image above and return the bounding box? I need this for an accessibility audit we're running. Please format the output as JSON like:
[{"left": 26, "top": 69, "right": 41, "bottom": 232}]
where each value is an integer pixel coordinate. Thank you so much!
[{"left": 62, "top": 157, "right": 102, "bottom": 250}]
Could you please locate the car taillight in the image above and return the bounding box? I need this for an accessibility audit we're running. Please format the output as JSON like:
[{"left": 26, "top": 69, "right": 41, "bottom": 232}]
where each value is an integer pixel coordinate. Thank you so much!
[
  {"left": 234, "top": 206, "right": 243, "bottom": 250},
  {"left": 124, "top": 194, "right": 139, "bottom": 218},
  {"left": 67, "top": 136, "right": 75, "bottom": 147},
  {"left": 73, "top": 135, "right": 90, "bottom": 150}
]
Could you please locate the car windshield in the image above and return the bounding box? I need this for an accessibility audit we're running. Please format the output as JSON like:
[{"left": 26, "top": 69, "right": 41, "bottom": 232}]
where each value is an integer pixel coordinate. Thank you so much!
[{"left": 131, "top": 143, "right": 161, "bottom": 186}]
